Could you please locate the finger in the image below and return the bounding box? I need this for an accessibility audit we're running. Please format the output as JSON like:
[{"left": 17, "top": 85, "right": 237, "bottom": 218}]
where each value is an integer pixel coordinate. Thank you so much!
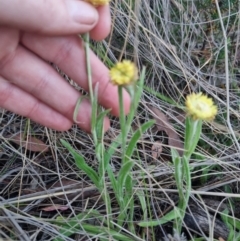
[
  {"left": 90, "top": 5, "right": 111, "bottom": 41},
  {"left": 0, "top": 46, "right": 110, "bottom": 132},
  {"left": 21, "top": 34, "right": 131, "bottom": 116},
  {"left": 0, "top": 0, "right": 99, "bottom": 35},
  {"left": 0, "top": 76, "right": 72, "bottom": 131},
  {"left": 0, "top": 27, "right": 19, "bottom": 63}
]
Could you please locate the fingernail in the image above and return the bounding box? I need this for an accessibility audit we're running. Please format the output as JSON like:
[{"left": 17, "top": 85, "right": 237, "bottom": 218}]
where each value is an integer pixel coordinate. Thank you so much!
[{"left": 67, "top": 1, "right": 98, "bottom": 25}]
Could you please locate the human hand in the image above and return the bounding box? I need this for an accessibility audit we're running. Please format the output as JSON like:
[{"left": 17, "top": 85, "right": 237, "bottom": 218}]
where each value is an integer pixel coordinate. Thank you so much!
[{"left": 0, "top": 0, "right": 130, "bottom": 132}]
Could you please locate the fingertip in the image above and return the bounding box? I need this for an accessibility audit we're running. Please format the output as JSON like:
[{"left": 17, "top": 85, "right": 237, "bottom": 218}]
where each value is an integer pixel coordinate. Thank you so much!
[
  {"left": 67, "top": 0, "right": 99, "bottom": 30},
  {"left": 0, "top": 0, "right": 99, "bottom": 35},
  {"left": 54, "top": 120, "right": 73, "bottom": 131},
  {"left": 103, "top": 116, "right": 110, "bottom": 132},
  {"left": 123, "top": 89, "right": 131, "bottom": 115},
  {"left": 90, "top": 5, "right": 111, "bottom": 40}
]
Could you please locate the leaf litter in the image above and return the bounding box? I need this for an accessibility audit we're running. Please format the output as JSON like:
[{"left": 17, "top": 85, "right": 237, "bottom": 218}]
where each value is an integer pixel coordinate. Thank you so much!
[
  {"left": 6, "top": 133, "right": 49, "bottom": 152},
  {"left": 148, "top": 105, "right": 184, "bottom": 157}
]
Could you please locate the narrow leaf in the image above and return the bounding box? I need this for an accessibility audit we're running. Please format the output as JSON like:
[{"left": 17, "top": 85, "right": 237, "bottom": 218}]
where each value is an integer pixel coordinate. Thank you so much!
[
  {"left": 125, "top": 120, "right": 155, "bottom": 163},
  {"left": 138, "top": 209, "right": 182, "bottom": 227},
  {"left": 96, "top": 109, "right": 111, "bottom": 140},
  {"left": 184, "top": 118, "right": 202, "bottom": 158},
  {"left": 61, "top": 140, "right": 99, "bottom": 187}
]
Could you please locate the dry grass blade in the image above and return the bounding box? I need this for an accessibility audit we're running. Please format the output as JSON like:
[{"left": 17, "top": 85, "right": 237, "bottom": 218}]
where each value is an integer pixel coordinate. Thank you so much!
[{"left": 41, "top": 205, "right": 69, "bottom": 212}]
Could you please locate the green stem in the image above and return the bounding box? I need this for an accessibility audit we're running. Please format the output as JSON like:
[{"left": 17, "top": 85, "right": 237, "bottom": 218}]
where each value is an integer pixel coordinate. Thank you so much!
[
  {"left": 174, "top": 117, "right": 202, "bottom": 233},
  {"left": 118, "top": 86, "right": 127, "bottom": 159},
  {"left": 173, "top": 156, "right": 184, "bottom": 232},
  {"left": 83, "top": 33, "right": 113, "bottom": 229},
  {"left": 83, "top": 33, "right": 97, "bottom": 145},
  {"left": 83, "top": 33, "right": 94, "bottom": 103},
  {"left": 126, "top": 90, "right": 136, "bottom": 134},
  {"left": 176, "top": 156, "right": 191, "bottom": 233}
]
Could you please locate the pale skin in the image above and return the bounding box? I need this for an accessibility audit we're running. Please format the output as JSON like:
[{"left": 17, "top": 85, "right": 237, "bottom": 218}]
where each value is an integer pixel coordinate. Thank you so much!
[{"left": 0, "top": 0, "right": 130, "bottom": 132}]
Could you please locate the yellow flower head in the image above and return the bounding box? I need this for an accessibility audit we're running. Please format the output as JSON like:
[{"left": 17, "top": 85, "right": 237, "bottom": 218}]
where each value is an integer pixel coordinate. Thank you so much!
[
  {"left": 110, "top": 60, "right": 138, "bottom": 86},
  {"left": 84, "top": 0, "right": 110, "bottom": 6},
  {"left": 186, "top": 92, "right": 217, "bottom": 121}
]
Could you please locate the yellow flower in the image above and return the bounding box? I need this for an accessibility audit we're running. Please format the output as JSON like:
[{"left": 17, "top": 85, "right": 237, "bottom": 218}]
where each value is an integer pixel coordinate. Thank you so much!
[
  {"left": 186, "top": 92, "right": 217, "bottom": 121},
  {"left": 110, "top": 60, "right": 138, "bottom": 86},
  {"left": 84, "top": 0, "right": 110, "bottom": 6}
]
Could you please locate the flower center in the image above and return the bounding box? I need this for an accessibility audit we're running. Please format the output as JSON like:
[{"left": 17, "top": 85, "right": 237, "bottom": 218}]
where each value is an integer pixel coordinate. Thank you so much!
[{"left": 195, "top": 101, "right": 208, "bottom": 112}]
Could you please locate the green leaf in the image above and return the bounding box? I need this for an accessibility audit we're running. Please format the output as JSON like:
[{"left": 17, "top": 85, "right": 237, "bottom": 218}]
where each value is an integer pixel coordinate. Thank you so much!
[
  {"left": 125, "top": 67, "right": 146, "bottom": 133},
  {"left": 53, "top": 210, "right": 103, "bottom": 241},
  {"left": 221, "top": 209, "right": 235, "bottom": 241},
  {"left": 171, "top": 148, "right": 180, "bottom": 162},
  {"left": 107, "top": 167, "right": 119, "bottom": 203},
  {"left": 172, "top": 154, "right": 183, "bottom": 195},
  {"left": 125, "top": 178, "right": 135, "bottom": 234},
  {"left": 104, "top": 133, "right": 122, "bottom": 167},
  {"left": 73, "top": 96, "right": 87, "bottom": 123},
  {"left": 117, "top": 161, "right": 134, "bottom": 198},
  {"left": 134, "top": 67, "right": 145, "bottom": 105},
  {"left": 61, "top": 139, "right": 99, "bottom": 188},
  {"left": 123, "top": 174, "right": 134, "bottom": 206},
  {"left": 181, "top": 155, "right": 191, "bottom": 207},
  {"left": 124, "top": 120, "right": 155, "bottom": 163},
  {"left": 223, "top": 213, "right": 240, "bottom": 231},
  {"left": 54, "top": 221, "right": 134, "bottom": 241},
  {"left": 96, "top": 109, "right": 111, "bottom": 140},
  {"left": 138, "top": 208, "right": 182, "bottom": 227},
  {"left": 136, "top": 190, "right": 147, "bottom": 221},
  {"left": 184, "top": 118, "right": 202, "bottom": 158}
]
